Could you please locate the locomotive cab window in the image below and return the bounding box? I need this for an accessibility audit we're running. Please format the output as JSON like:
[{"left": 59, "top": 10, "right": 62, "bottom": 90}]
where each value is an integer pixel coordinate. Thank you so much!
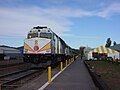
[
  {"left": 27, "top": 33, "right": 38, "bottom": 39},
  {"left": 40, "top": 33, "right": 52, "bottom": 39}
]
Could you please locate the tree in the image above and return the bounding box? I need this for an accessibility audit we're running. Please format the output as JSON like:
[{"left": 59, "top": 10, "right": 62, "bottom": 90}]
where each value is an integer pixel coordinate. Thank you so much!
[
  {"left": 113, "top": 41, "right": 117, "bottom": 46},
  {"left": 105, "top": 38, "right": 112, "bottom": 47}
]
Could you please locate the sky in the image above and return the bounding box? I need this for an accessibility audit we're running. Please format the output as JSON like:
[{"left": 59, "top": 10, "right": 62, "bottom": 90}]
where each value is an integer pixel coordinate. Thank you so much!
[{"left": 0, "top": 0, "right": 120, "bottom": 49}]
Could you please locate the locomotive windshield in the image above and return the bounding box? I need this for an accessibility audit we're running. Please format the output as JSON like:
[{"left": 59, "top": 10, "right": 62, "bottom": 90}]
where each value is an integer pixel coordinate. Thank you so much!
[
  {"left": 40, "top": 33, "right": 52, "bottom": 39},
  {"left": 27, "top": 33, "right": 38, "bottom": 38},
  {"left": 27, "top": 32, "right": 52, "bottom": 39}
]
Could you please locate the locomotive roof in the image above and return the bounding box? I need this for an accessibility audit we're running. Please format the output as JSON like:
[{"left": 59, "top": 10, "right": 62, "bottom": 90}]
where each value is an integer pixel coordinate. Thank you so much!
[
  {"left": 33, "top": 26, "right": 47, "bottom": 29},
  {"left": 29, "top": 26, "right": 51, "bottom": 33},
  {"left": 0, "top": 46, "right": 20, "bottom": 54}
]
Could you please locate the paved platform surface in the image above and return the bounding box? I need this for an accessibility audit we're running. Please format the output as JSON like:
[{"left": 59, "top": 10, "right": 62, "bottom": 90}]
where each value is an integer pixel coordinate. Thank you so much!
[
  {"left": 17, "top": 57, "right": 98, "bottom": 90},
  {"left": 45, "top": 57, "right": 98, "bottom": 90}
]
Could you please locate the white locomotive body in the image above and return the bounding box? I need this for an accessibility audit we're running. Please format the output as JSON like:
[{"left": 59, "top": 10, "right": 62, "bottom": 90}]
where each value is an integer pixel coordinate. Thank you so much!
[{"left": 23, "top": 26, "right": 76, "bottom": 66}]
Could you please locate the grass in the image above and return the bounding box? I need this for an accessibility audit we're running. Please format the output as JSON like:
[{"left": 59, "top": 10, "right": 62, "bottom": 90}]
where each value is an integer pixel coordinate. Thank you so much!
[{"left": 86, "top": 60, "right": 120, "bottom": 90}]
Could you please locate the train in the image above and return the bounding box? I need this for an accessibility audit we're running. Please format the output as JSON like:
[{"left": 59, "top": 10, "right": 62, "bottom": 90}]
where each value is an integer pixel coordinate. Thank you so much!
[
  {"left": 0, "top": 46, "right": 23, "bottom": 60},
  {"left": 23, "top": 26, "right": 78, "bottom": 67}
]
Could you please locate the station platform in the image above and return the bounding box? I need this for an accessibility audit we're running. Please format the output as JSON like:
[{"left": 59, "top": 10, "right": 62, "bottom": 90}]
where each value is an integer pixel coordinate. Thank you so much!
[
  {"left": 17, "top": 57, "right": 98, "bottom": 90},
  {"left": 44, "top": 57, "right": 97, "bottom": 90}
]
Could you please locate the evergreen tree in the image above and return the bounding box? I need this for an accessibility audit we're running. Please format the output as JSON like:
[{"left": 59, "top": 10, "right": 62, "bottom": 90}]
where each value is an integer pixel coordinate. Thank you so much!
[
  {"left": 113, "top": 41, "right": 117, "bottom": 46},
  {"left": 105, "top": 38, "right": 112, "bottom": 47}
]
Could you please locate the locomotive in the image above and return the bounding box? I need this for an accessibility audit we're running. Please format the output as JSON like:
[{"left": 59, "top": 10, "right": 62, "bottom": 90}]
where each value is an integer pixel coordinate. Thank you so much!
[{"left": 23, "top": 26, "right": 77, "bottom": 67}]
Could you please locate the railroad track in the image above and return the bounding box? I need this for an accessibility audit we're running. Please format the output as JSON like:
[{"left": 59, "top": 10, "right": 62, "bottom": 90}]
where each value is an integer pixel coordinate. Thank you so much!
[
  {"left": 0, "top": 62, "right": 24, "bottom": 69},
  {"left": 0, "top": 68, "right": 44, "bottom": 90},
  {"left": 0, "top": 68, "right": 32, "bottom": 78},
  {"left": 0, "top": 62, "right": 32, "bottom": 77},
  {"left": 0, "top": 60, "right": 64, "bottom": 90},
  {"left": 0, "top": 59, "right": 24, "bottom": 69},
  {"left": 0, "top": 62, "right": 30, "bottom": 70}
]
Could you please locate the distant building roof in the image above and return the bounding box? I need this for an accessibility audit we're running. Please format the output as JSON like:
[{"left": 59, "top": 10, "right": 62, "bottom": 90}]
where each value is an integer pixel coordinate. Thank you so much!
[
  {"left": 110, "top": 44, "right": 120, "bottom": 52},
  {"left": 0, "top": 46, "right": 20, "bottom": 53}
]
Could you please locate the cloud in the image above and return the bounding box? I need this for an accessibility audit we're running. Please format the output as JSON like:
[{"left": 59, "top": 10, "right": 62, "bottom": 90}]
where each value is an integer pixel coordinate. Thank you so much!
[
  {"left": 0, "top": 6, "right": 94, "bottom": 37},
  {"left": 45, "top": 8, "right": 94, "bottom": 17},
  {"left": 0, "top": 3, "right": 120, "bottom": 38},
  {"left": 97, "top": 3, "right": 120, "bottom": 18},
  {"left": 0, "top": 7, "right": 70, "bottom": 36},
  {"left": 0, "top": 1, "right": 120, "bottom": 47}
]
